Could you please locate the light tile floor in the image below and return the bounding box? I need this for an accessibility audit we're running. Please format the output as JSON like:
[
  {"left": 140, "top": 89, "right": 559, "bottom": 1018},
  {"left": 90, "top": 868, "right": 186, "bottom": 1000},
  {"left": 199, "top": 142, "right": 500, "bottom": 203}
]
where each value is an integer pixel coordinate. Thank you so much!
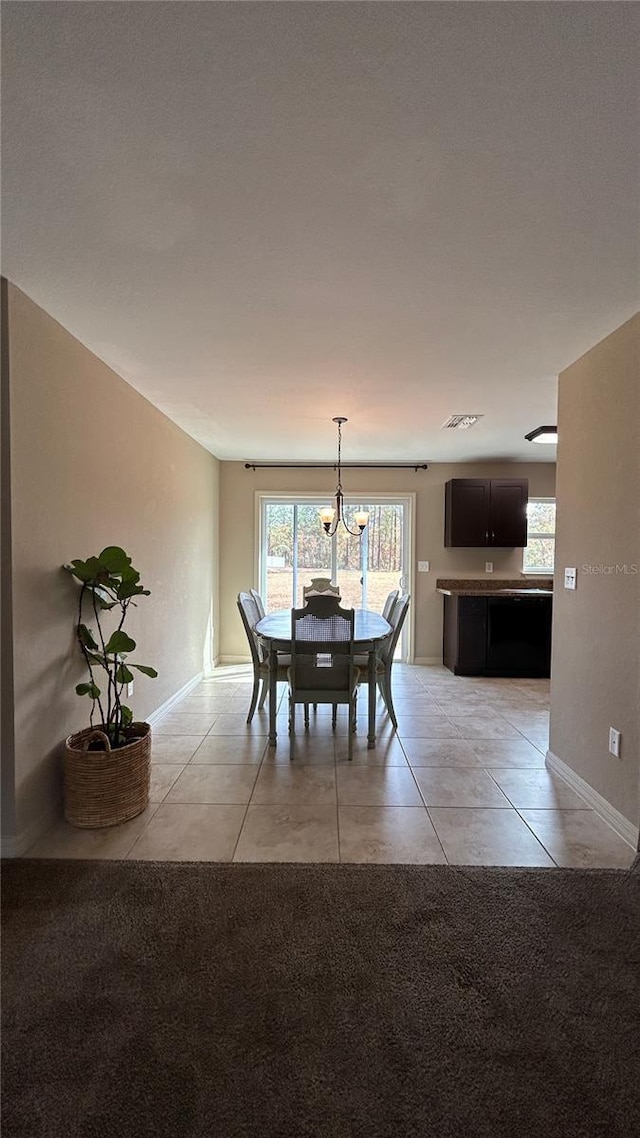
[{"left": 26, "top": 665, "right": 636, "bottom": 868}]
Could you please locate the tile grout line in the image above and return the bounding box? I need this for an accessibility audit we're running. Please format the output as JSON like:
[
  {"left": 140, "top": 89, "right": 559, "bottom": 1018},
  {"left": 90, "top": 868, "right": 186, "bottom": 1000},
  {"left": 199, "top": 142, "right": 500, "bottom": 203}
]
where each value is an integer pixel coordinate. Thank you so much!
[
  {"left": 230, "top": 752, "right": 265, "bottom": 863},
  {"left": 400, "top": 735, "right": 450, "bottom": 863},
  {"left": 511, "top": 806, "right": 560, "bottom": 868},
  {"left": 46, "top": 666, "right": 624, "bottom": 867}
]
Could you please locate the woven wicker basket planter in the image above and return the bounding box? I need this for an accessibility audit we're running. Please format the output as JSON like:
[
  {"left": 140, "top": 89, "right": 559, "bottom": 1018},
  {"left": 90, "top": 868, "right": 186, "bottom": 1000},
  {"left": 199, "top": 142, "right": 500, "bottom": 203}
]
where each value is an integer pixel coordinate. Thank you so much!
[{"left": 64, "top": 722, "right": 151, "bottom": 829}]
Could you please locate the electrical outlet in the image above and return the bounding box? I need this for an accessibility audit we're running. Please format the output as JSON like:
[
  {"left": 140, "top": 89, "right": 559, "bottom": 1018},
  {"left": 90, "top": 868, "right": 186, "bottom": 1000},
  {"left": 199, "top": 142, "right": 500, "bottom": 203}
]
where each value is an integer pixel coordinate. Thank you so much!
[
  {"left": 564, "top": 567, "right": 577, "bottom": 590},
  {"left": 608, "top": 727, "right": 621, "bottom": 758},
  {"left": 485, "top": 562, "right": 494, "bottom": 573},
  {"left": 418, "top": 560, "right": 430, "bottom": 573},
  {"left": 126, "top": 681, "right": 134, "bottom": 698}
]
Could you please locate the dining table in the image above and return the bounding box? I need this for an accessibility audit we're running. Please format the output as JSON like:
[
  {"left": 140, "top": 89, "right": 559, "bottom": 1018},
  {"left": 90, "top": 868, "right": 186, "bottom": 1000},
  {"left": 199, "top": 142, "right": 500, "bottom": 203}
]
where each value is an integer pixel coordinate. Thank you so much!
[{"left": 255, "top": 608, "right": 392, "bottom": 749}]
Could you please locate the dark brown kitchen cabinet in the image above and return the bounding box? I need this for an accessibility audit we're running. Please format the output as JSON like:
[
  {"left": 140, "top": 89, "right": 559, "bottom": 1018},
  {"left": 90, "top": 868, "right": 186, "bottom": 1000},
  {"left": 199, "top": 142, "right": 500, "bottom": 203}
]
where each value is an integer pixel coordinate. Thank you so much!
[
  {"left": 444, "top": 478, "right": 528, "bottom": 547},
  {"left": 443, "top": 594, "right": 552, "bottom": 676},
  {"left": 443, "top": 596, "right": 488, "bottom": 675}
]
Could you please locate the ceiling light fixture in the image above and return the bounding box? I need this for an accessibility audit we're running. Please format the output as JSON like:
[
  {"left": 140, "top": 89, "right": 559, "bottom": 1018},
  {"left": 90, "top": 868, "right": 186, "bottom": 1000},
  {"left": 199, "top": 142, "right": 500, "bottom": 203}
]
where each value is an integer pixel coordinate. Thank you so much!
[
  {"left": 524, "top": 425, "right": 558, "bottom": 444},
  {"left": 319, "top": 418, "right": 369, "bottom": 537}
]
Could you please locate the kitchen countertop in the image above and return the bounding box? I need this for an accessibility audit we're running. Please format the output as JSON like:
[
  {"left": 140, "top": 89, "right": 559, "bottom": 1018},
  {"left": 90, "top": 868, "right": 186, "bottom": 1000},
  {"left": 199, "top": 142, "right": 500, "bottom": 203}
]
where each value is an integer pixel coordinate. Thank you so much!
[
  {"left": 437, "top": 587, "right": 553, "bottom": 597},
  {"left": 436, "top": 577, "right": 553, "bottom": 598}
]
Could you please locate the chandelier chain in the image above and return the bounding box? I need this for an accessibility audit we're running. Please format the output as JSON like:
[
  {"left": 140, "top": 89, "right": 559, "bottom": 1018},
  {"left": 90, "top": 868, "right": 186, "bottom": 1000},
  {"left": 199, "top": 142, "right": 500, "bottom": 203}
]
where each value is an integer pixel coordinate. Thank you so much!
[
  {"left": 336, "top": 419, "right": 343, "bottom": 493},
  {"left": 319, "top": 417, "right": 368, "bottom": 538}
]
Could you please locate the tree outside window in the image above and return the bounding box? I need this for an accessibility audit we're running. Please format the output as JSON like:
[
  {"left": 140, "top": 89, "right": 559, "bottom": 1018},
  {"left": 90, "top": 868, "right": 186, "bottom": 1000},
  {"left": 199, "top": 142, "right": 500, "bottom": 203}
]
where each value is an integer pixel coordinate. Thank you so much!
[{"left": 523, "top": 499, "right": 556, "bottom": 574}]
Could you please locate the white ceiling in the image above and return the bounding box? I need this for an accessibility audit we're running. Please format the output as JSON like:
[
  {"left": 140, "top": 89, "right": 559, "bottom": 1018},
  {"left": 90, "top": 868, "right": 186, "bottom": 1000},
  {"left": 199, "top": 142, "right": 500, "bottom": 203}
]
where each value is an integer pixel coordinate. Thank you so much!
[{"left": 3, "top": 2, "right": 638, "bottom": 463}]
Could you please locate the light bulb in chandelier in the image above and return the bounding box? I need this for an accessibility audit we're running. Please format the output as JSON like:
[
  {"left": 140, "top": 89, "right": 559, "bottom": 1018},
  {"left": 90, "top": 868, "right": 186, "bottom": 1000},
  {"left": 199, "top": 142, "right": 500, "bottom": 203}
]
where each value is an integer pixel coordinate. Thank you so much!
[
  {"left": 319, "top": 417, "right": 369, "bottom": 537},
  {"left": 319, "top": 505, "right": 336, "bottom": 529}
]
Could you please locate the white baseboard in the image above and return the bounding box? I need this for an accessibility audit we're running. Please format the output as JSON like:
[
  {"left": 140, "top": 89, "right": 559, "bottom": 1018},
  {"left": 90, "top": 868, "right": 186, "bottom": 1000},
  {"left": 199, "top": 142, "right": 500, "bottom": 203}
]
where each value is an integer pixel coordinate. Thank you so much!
[
  {"left": 146, "top": 672, "right": 204, "bottom": 726},
  {"left": 546, "top": 749, "right": 639, "bottom": 850},
  {"left": 413, "top": 657, "right": 444, "bottom": 666},
  {"left": 2, "top": 673, "right": 206, "bottom": 859}
]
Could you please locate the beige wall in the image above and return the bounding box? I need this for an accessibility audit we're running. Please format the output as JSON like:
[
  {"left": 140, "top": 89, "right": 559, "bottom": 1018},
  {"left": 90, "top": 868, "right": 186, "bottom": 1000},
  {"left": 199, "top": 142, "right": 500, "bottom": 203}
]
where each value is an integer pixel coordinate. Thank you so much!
[
  {"left": 1, "top": 281, "right": 16, "bottom": 846},
  {"left": 4, "top": 284, "right": 219, "bottom": 853},
  {"left": 219, "top": 461, "right": 555, "bottom": 661},
  {"left": 549, "top": 313, "right": 640, "bottom": 829}
]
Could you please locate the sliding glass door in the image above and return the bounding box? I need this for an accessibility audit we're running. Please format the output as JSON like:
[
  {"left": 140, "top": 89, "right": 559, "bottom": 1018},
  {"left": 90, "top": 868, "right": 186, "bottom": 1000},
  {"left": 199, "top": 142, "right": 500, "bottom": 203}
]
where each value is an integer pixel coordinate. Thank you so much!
[
  {"left": 261, "top": 501, "right": 331, "bottom": 611},
  {"left": 335, "top": 502, "right": 406, "bottom": 611},
  {"left": 258, "top": 495, "right": 412, "bottom": 657}
]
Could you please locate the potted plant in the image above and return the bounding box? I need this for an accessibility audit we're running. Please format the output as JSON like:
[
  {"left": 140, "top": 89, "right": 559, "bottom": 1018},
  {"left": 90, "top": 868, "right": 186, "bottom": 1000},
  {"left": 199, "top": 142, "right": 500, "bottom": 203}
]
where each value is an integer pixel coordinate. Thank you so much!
[{"left": 62, "top": 546, "right": 158, "bottom": 828}]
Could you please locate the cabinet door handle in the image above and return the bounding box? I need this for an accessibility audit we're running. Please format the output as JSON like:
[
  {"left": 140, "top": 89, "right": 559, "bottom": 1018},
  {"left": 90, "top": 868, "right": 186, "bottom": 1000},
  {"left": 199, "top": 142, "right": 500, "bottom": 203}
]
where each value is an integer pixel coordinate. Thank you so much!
[{"left": 485, "top": 530, "right": 489, "bottom": 544}]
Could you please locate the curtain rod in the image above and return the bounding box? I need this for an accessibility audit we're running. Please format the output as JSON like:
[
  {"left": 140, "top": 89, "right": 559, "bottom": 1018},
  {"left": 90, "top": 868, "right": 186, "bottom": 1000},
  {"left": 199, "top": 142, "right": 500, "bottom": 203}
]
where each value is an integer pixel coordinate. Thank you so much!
[{"left": 244, "top": 462, "right": 429, "bottom": 471}]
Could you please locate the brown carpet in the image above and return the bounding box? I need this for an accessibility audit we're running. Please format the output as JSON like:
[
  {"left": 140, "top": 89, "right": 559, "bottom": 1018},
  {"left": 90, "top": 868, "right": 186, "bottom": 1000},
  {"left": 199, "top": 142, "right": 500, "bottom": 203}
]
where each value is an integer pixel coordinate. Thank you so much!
[{"left": 2, "top": 859, "right": 639, "bottom": 1138}]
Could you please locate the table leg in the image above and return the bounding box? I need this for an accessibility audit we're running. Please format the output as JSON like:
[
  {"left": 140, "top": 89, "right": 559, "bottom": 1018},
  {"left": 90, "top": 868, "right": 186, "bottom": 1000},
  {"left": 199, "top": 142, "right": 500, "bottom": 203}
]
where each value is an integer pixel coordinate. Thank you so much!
[
  {"left": 367, "top": 648, "right": 376, "bottom": 749},
  {"left": 268, "top": 645, "right": 278, "bottom": 747}
]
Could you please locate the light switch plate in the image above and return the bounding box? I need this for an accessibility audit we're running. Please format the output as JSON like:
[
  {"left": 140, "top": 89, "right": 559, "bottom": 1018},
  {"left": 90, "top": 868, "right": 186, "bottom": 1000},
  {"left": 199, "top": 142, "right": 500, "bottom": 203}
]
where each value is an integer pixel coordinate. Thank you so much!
[
  {"left": 564, "top": 567, "right": 577, "bottom": 590},
  {"left": 485, "top": 562, "right": 494, "bottom": 573},
  {"left": 418, "top": 561, "right": 430, "bottom": 573},
  {"left": 608, "top": 727, "right": 621, "bottom": 758}
]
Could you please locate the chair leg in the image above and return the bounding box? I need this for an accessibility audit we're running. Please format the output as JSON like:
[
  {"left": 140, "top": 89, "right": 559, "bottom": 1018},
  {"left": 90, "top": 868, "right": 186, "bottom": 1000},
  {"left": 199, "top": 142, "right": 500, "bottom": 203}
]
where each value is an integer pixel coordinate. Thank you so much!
[
  {"left": 304, "top": 703, "right": 310, "bottom": 730},
  {"left": 247, "top": 667, "right": 261, "bottom": 723},
  {"left": 382, "top": 667, "right": 398, "bottom": 730},
  {"left": 376, "top": 675, "right": 389, "bottom": 713},
  {"left": 257, "top": 676, "right": 269, "bottom": 710},
  {"left": 332, "top": 704, "right": 337, "bottom": 729},
  {"left": 347, "top": 698, "right": 355, "bottom": 760}
]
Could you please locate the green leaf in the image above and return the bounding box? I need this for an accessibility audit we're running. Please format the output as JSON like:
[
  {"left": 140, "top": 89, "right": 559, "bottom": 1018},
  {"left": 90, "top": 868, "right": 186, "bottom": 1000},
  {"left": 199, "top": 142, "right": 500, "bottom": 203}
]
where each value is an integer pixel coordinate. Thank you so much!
[
  {"left": 132, "top": 664, "right": 158, "bottom": 679},
  {"left": 98, "top": 547, "right": 132, "bottom": 574},
  {"left": 64, "top": 558, "right": 93, "bottom": 582},
  {"left": 105, "top": 630, "right": 136, "bottom": 655},
  {"left": 84, "top": 557, "right": 107, "bottom": 581},
  {"left": 76, "top": 682, "right": 100, "bottom": 698},
  {"left": 66, "top": 557, "right": 114, "bottom": 587},
  {"left": 120, "top": 565, "right": 141, "bottom": 583},
  {"left": 115, "top": 663, "right": 134, "bottom": 684},
  {"left": 86, "top": 651, "right": 107, "bottom": 667},
  {"left": 77, "top": 624, "right": 98, "bottom": 650},
  {"left": 120, "top": 705, "right": 134, "bottom": 726},
  {"left": 116, "top": 579, "right": 147, "bottom": 600}
]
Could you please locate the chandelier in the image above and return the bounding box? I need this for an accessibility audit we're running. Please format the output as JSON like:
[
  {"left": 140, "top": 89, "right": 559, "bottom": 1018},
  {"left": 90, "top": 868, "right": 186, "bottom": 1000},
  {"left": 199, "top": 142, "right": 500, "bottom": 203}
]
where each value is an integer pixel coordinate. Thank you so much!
[{"left": 319, "top": 417, "right": 369, "bottom": 537}]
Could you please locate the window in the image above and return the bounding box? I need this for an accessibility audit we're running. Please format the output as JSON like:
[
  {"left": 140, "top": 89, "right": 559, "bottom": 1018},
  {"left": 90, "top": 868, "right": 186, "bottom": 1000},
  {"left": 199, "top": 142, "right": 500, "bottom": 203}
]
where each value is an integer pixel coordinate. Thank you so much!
[
  {"left": 523, "top": 498, "right": 556, "bottom": 574},
  {"left": 257, "top": 494, "right": 413, "bottom": 659}
]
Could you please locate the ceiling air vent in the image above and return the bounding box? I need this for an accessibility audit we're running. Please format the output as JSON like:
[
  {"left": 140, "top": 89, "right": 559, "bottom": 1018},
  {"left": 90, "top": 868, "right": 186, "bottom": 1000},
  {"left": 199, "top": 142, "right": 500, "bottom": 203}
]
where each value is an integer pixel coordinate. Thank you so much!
[{"left": 441, "top": 414, "right": 484, "bottom": 430}]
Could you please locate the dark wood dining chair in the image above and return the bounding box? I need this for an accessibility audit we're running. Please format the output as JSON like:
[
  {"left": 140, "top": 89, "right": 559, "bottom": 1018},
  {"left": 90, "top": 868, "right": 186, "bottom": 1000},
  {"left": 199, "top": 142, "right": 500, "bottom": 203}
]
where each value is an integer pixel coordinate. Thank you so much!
[
  {"left": 357, "top": 593, "right": 410, "bottom": 730},
  {"left": 237, "top": 591, "right": 288, "bottom": 722},
  {"left": 287, "top": 601, "right": 360, "bottom": 760},
  {"left": 249, "top": 588, "right": 266, "bottom": 619},
  {"left": 381, "top": 588, "right": 400, "bottom": 622},
  {"left": 302, "top": 578, "right": 341, "bottom": 600}
]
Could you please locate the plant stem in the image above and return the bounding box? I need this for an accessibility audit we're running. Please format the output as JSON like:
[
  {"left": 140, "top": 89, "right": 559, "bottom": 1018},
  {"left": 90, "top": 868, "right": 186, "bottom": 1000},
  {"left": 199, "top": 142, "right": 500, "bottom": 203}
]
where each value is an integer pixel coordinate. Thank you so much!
[
  {"left": 114, "top": 596, "right": 130, "bottom": 745},
  {"left": 77, "top": 583, "right": 106, "bottom": 726},
  {"left": 91, "top": 586, "right": 111, "bottom": 730}
]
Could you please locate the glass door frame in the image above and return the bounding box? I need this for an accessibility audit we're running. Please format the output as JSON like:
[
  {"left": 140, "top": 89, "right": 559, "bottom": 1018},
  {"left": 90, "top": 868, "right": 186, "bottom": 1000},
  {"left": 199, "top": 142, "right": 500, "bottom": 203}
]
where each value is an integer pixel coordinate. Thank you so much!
[{"left": 255, "top": 492, "right": 416, "bottom": 662}]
